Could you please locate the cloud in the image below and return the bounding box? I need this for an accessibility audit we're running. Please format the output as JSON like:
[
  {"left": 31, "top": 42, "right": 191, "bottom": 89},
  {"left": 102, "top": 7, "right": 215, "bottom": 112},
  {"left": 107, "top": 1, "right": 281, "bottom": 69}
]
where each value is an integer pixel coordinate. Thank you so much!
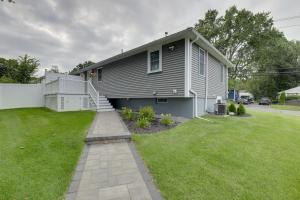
[{"left": 0, "top": 0, "right": 299, "bottom": 76}]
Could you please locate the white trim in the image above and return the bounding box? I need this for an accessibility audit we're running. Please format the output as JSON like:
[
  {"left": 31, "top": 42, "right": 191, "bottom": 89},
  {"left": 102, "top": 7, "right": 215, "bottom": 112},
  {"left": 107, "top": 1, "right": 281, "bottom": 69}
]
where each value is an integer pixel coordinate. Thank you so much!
[
  {"left": 147, "top": 46, "right": 162, "bottom": 74},
  {"left": 198, "top": 47, "right": 206, "bottom": 77},
  {"left": 184, "top": 37, "right": 190, "bottom": 97},
  {"left": 205, "top": 51, "right": 209, "bottom": 111},
  {"left": 220, "top": 63, "right": 224, "bottom": 83}
]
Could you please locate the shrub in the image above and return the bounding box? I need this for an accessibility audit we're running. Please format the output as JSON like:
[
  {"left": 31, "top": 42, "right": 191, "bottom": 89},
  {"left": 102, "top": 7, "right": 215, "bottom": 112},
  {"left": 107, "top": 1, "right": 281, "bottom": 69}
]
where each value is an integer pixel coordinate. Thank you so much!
[
  {"left": 121, "top": 107, "right": 134, "bottom": 121},
  {"left": 139, "top": 106, "right": 155, "bottom": 121},
  {"left": 237, "top": 103, "right": 246, "bottom": 115},
  {"left": 160, "top": 114, "right": 174, "bottom": 126},
  {"left": 279, "top": 92, "right": 286, "bottom": 105},
  {"left": 136, "top": 117, "right": 150, "bottom": 128},
  {"left": 228, "top": 102, "right": 237, "bottom": 113}
]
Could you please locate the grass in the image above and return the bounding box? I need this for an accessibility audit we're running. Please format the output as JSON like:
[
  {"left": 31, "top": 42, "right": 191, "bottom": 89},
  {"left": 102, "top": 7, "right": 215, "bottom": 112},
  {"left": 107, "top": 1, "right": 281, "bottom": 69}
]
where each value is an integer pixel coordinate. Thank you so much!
[
  {"left": 133, "top": 111, "right": 300, "bottom": 200},
  {"left": 271, "top": 104, "right": 300, "bottom": 111},
  {"left": 0, "top": 108, "right": 95, "bottom": 200}
]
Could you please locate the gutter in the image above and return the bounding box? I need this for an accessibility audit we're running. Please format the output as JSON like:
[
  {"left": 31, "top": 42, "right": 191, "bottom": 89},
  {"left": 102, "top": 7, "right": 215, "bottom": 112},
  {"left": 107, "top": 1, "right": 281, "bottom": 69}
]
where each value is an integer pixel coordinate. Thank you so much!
[{"left": 189, "top": 89, "right": 198, "bottom": 118}]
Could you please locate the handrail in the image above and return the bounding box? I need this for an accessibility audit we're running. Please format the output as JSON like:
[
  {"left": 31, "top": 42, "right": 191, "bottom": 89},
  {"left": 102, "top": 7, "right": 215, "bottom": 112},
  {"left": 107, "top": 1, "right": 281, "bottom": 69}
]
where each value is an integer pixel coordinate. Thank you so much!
[{"left": 87, "top": 80, "right": 99, "bottom": 109}]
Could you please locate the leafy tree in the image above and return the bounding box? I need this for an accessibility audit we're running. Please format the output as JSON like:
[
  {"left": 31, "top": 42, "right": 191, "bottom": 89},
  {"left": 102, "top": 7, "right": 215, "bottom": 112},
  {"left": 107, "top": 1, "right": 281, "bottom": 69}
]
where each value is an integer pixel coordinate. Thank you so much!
[
  {"left": 16, "top": 55, "right": 39, "bottom": 83},
  {"left": 279, "top": 92, "right": 286, "bottom": 105},
  {"left": 0, "top": 0, "right": 15, "bottom": 3},
  {"left": 69, "top": 61, "right": 94, "bottom": 74},
  {"left": 195, "top": 6, "right": 282, "bottom": 81}
]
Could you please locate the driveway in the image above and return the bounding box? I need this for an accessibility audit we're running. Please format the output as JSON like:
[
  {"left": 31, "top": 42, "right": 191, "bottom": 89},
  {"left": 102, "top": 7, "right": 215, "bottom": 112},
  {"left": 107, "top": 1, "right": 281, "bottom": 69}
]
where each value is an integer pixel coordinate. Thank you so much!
[{"left": 246, "top": 104, "right": 300, "bottom": 116}]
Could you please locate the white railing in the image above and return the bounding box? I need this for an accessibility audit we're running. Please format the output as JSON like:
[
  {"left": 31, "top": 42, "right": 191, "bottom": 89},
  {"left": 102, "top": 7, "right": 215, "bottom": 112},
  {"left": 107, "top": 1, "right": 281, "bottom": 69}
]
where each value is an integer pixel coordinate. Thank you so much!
[
  {"left": 87, "top": 80, "right": 99, "bottom": 109},
  {"left": 44, "top": 78, "right": 100, "bottom": 109},
  {"left": 45, "top": 79, "right": 60, "bottom": 94},
  {"left": 45, "top": 78, "right": 86, "bottom": 95}
]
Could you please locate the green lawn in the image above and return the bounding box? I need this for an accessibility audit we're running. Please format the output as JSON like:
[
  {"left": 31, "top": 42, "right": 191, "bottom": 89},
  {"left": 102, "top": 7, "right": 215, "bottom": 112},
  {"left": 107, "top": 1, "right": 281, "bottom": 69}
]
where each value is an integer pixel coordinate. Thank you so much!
[
  {"left": 271, "top": 104, "right": 300, "bottom": 111},
  {"left": 133, "top": 111, "right": 300, "bottom": 200},
  {"left": 0, "top": 108, "right": 95, "bottom": 200}
]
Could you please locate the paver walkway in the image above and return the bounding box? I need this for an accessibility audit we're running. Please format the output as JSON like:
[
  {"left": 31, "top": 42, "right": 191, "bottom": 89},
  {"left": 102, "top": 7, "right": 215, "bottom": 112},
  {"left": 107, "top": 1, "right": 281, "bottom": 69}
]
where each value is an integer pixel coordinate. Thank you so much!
[{"left": 65, "top": 111, "right": 162, "bottom": 200}]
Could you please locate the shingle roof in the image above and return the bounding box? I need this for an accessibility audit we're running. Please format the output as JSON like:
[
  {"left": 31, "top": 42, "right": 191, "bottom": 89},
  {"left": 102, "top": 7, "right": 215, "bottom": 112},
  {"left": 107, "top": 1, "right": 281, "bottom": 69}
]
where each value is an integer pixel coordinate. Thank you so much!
[{"left": 75, "top": 27, "right": 234, "bottom": 74}]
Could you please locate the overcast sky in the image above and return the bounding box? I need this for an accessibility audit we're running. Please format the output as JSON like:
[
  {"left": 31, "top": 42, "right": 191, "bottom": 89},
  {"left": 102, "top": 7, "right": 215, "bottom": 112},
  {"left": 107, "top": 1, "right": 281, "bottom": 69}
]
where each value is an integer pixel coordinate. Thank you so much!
[{"left": 1, "top": 0, "right": 300, "bottom": 76}]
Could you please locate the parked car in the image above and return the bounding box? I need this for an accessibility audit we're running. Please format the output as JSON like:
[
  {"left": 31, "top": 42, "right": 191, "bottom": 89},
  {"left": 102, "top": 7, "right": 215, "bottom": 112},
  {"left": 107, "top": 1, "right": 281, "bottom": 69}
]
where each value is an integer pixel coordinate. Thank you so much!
[
  {"left": 259, "top": 97, "right": 271, "bottom": 105},
  {"left": 238, "top": 98, "right": 249, "bottom": 105}
]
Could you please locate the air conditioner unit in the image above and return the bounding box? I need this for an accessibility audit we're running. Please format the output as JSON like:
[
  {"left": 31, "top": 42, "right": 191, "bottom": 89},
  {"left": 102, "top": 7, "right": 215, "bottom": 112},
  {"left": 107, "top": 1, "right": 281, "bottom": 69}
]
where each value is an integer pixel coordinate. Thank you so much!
[{"left": 214, "top": 103, "right": 226, "bottom": 115}]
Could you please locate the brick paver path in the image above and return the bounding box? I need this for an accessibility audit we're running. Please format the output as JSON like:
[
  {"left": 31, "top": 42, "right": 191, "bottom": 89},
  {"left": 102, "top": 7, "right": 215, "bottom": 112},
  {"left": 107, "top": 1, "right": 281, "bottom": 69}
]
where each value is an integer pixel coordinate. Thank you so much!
[{"left": 65, "top": 111, "right": 161, "bottom": 200}]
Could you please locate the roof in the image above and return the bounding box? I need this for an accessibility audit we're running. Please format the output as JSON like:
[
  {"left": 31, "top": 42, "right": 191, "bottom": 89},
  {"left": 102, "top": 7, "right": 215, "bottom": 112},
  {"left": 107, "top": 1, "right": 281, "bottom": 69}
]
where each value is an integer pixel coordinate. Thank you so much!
[
  {"left": 281, "top": 86, "right": 300, "bottom": 94},
  {"left": 77, "top": 27, "right": 234, "bottom": 74}
]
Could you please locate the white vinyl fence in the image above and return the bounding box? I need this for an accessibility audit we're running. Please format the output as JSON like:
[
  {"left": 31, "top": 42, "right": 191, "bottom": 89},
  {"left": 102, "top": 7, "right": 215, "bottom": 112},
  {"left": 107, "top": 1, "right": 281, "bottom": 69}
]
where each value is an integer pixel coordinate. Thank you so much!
[{"left": 0, "top": 84, "right": 43, "bottom": 109}]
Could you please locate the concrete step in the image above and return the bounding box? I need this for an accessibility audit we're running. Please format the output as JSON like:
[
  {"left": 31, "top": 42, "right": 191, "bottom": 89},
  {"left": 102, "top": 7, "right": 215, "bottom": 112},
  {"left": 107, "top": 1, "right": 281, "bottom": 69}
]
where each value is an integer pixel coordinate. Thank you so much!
[
  {"left": 96, "top": 108, "right": 115, "bottom": 112},
  {"left": 85, "top": 134, "right": 131, "bottom": 144}
]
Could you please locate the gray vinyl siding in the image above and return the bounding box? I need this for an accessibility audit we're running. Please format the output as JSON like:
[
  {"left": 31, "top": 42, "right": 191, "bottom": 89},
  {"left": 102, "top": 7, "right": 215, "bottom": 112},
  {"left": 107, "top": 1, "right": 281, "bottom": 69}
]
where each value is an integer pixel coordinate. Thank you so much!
[
  {"left": 191, "top": 43, "right": 227, "bottom": 99},
  {"left": 191, "top": 43, "right": 206, "bottom": 97},
  {"left": 92, "top": 39, "right": 185, "bottom": 98},
  {"left": 207, "top": 54, "right": 227, "bottom": 99}
]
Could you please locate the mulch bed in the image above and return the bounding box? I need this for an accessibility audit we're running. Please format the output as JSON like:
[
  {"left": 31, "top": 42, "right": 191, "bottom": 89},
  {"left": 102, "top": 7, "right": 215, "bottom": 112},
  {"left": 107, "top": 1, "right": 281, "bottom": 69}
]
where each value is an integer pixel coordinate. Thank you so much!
[{"left": 122, "top": 116, "right": 179, "bottom": 134}]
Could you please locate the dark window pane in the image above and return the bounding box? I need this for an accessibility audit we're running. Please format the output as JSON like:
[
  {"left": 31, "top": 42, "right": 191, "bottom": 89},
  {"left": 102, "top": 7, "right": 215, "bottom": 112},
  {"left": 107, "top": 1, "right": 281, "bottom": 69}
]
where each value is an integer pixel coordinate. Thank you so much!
[
  {"left": 150, "top": 50, "right": 160, "bottom": 71},
  {"left": 98, "top": 68, "right": 102, "bottom": 81}
]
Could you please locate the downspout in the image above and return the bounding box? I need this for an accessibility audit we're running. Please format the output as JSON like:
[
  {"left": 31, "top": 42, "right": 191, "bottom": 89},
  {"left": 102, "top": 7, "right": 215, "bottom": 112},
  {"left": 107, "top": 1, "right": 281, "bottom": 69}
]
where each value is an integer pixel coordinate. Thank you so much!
[
  {"left": 205, "top": 51, "right": 209, "bottom": 112},
  {"left": 189, "top": 36, "right": 200, "bottom": 117}
]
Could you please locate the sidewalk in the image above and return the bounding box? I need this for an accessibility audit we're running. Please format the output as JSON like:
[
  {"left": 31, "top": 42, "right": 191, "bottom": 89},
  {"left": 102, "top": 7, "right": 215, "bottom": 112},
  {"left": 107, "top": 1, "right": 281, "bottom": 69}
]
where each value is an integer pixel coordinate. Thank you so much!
[{"left": 65, "top": 111, "right": 162, "bottom": 200}]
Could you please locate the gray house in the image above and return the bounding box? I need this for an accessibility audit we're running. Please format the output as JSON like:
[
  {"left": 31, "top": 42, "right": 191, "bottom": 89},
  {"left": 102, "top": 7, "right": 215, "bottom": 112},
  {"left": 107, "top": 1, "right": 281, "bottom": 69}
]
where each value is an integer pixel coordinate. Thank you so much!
[{"left": 76, "top": 27, "right": 233, "bottom": 118}]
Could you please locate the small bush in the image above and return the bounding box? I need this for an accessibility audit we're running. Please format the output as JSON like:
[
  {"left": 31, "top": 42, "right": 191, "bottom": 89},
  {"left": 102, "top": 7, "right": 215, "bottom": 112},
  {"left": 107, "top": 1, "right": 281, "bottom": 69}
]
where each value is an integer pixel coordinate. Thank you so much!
[
  {"left": 228, "top": 102, "right": 237, "bottom": 113},
  {"left": 237, "top": 104, "right": 246, "bottom": 115},
  {"left": 139, "top": 106, "right": 155, "bottom": 121},
  {"left": 121, "top": 107, "right": 134, "bottom": 121},
  {"left": 279, "top": 92, "right": 286, "bottom": 105},
  {"left": 136, "top": 117, "right": 150, "bottom": 128},
  {"left": 160, "top": 114, "right": 174, "bottom": 126}
]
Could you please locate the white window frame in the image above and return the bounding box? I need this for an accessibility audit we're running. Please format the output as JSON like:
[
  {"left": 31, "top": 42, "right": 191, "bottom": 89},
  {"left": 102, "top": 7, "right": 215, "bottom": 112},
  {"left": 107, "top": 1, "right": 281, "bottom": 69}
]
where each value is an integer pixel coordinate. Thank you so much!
[
  {"left": 220, "top": 64, "right": 224, "bottom": 82},
  {"left": 147, "top": 46, "right": 162, "bottom": 74},
  {"left": 97, "top": 68, "right": 103, "bottom": 82},
  {"left": 156, "top": 98, "right": 168, "bottom": 104},
  {"left": 198, "top": 47, "right": 206, "bottom": 77}
]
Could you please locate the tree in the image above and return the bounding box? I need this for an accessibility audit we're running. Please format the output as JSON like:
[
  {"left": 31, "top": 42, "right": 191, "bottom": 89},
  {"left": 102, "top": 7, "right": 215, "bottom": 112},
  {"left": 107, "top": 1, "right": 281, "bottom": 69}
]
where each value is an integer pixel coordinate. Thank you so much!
[
  {"left": 0, "top": 0, "right": 16, "bottom": 3},
  {"left": 195, "top": 6, "right": 282, "bottom": 81},
  {"left": 16, "top": 55, "right": 39, "bottom": 83},
  {"left": 0, "top": 57, "right": 18, "bottom": 83},
  {"left": 279, "top": 92, "right": 286, "bottom": 105},
  {"left": 69, "top": 61, "right": 95, "bottom": 74}
]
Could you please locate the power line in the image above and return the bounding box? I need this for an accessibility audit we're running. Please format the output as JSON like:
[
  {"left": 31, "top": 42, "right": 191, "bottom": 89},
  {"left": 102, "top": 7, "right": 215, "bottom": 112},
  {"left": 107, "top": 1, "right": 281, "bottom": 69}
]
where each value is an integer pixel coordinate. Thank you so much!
[
  {"left": 274, "top": 15, "right": 300, "bottom": 22},
  {"left": 277, "top": 24, "right": 300, "bottom": 29}
]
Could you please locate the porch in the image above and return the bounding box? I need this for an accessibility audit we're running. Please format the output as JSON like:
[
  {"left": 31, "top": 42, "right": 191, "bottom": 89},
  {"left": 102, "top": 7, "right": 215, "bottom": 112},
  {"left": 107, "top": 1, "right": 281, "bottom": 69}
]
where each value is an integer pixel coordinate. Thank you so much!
[{"left": 44, "top": 72, "right": 114, "bottom": 112}]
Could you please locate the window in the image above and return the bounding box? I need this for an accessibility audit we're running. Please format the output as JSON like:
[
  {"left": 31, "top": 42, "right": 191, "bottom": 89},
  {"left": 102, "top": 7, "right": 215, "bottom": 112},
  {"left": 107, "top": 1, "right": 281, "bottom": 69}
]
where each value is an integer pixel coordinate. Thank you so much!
[
  {"left": 220, "top": 64, "right": 224, "bottom": 82},
  {"left": 97, "top": 68, "right": 102, "bottom": 81},
  {"left": 156, "top": 98, "right": 168, "bottom": 103},
  {"left": 148, "top": 47, "right": 162, "bottom": 73},
  {"left": 199, "top": 48, "right": 205, "bottom": 76}
]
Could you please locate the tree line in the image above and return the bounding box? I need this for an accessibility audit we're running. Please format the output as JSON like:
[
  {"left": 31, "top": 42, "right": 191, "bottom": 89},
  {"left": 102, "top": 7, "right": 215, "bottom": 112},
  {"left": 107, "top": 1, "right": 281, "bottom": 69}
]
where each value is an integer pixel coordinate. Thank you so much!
[
  {"left": 0, "top": 55, "right": 40, "bottom": 83},
  {"left": 195, "top": 6, "right": 300, "bottom": 99}
]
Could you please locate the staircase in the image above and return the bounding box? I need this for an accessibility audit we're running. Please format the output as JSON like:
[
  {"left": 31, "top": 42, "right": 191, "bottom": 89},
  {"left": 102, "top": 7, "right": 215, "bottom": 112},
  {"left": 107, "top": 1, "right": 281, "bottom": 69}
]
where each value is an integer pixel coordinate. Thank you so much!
[
  {"left": 87, "top": 80, "right": 114, "bottom": 112},
  {"left": 96, "top": 95, "right": 114, "bottom": 112}
]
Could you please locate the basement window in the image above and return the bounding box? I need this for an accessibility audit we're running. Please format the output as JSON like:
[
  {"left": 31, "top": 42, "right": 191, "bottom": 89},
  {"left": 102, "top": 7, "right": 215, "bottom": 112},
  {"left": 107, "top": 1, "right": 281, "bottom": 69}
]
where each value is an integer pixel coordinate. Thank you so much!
[{"left": 156, "top": 98, "right": 168, "bottom": 103}]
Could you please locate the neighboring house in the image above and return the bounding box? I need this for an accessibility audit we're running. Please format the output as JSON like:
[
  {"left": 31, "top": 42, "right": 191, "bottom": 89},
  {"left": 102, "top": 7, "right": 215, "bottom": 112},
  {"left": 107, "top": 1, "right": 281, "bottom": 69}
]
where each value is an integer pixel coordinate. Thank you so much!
[
  {"left": 71, "top": 27, "right": 233, "bottom": 118},
  {"left": 280, "top": 86, "right": 300, "bottom": 96}
]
